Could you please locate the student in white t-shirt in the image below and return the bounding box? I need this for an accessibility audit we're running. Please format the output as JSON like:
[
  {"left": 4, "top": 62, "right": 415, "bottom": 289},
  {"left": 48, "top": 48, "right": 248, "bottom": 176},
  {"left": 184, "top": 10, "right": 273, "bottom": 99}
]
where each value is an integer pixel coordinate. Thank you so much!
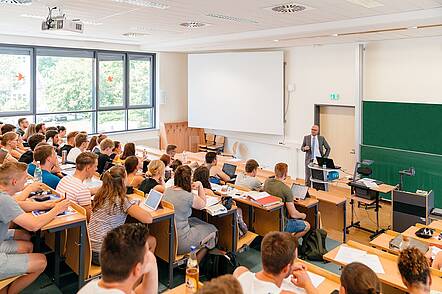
[
  {"left": 235, "top": 159, "right": 263, "bottom": 191},
  {"left": 66, "top": 133, "right": 89, "bottom": 163},
  {"left": 78, "top": 223, "right": 157, "bottom": 294},
  {"left": 233, "top": 231, "right": 318, "bottom": 294}
]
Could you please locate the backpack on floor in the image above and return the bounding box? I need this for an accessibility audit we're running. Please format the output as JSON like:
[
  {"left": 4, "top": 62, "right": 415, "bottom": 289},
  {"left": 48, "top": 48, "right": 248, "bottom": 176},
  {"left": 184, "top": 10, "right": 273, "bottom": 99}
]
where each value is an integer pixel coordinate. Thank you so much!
[
  {"left": 200, "top": 250, "right": 239, "bottom": 280},
  {"left": 299, "top": 229, "right": 328, "bottom": 261}
]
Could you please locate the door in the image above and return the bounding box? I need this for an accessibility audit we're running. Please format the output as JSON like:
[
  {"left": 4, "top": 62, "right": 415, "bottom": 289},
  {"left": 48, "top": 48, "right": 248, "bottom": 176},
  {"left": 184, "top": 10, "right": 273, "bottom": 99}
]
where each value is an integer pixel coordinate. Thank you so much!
[{"left": 318, "top": 106, "right": 356, "bottom": 177}]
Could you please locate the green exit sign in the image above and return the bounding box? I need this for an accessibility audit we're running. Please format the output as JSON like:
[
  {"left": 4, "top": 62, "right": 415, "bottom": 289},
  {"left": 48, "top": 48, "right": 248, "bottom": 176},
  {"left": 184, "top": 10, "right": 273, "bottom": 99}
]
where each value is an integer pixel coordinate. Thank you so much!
[{"left": 330, "top": 93, "right": 340, "bottom": 100}]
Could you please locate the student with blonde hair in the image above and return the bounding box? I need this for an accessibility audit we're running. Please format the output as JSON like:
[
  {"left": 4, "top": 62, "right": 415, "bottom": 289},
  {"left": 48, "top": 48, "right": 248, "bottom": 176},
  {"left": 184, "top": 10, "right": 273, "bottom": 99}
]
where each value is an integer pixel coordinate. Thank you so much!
[
  {"left": 139, "top": 159, "right": 166, "bottom": 194},
  {"left": 23, "top": 123, "right": 36, "bottom": 142},
  {"left": 1, "top": 131, "right": 24, "bottom": 160},
  {"left": 88, "top": 165, "right": 156, "bottom": 265}
]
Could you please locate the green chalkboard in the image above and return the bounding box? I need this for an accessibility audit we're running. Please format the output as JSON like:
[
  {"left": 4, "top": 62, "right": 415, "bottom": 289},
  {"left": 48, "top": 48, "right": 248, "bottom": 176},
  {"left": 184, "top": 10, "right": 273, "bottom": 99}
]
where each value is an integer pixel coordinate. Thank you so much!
[
  {"left": 363, "top": 101, "right": 442, "bottom": 155},
  {"left": 360, "top": 145, "right": 442, "bottom": 206}
]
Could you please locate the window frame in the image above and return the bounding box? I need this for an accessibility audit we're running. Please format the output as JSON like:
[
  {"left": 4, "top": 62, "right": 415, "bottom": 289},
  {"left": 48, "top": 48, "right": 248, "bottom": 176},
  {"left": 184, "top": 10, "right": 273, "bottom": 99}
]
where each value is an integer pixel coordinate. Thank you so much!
[{"left": 0, "top": 43, "right": 156, "bottom": 134}]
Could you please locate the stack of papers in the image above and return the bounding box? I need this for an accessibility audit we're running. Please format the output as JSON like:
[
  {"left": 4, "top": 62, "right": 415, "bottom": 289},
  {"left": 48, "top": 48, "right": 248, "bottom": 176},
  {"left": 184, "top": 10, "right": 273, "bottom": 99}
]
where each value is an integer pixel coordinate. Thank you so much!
[
  {"left": 281, "top": 271, "right": 326, "bottom": 293},
  {"left": 204, "top": 196, "right": 221, "bottom": 208},
  {"left": 335, "top": 246, "right": 385, "bottom": 274},
  {"left": 357, "top": 178, "right": 379, "bottom": 189},
  {"left": 83, "top": 178, "right": 103, "bottom": 189},
  {"left": 245, "top": 191, "right": 270, "bottom": 201}
]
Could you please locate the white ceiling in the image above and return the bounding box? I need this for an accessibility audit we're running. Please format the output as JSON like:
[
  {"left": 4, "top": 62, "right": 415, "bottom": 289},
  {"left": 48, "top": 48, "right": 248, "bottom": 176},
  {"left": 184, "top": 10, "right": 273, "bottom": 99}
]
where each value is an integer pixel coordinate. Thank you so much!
[{"left": 0, "top": 0, "right": 441, "bottom": 52}]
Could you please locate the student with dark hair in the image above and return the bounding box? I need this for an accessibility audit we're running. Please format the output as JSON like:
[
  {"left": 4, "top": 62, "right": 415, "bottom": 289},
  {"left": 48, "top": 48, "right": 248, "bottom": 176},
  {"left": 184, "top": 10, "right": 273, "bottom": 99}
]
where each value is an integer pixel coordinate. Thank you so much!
[
  {"left": 163, "top": 165, "right": 217, "bottom": 260},
  {"left": 86, "top": 135, "right": 98, "bottom": 152},
  {"left": 197, "top": 275, "right": 243, "bottom": 294},
  {"left": 124, "top": 156, "right": 144, "bottom": 189},
  {"left": 28, "top": 145, "right": 61, "bottom": 189},
  {"left": 1, "top": 123, "right": 16, "bottom": 135},
  {"left": 166, "top": 144, "right": 177, "bottom": 159},
  {"left": 398, "top": 247, "right": 432, "bottom": 294},
  {"left": 57, "top": 126, "right": 66, "bottom": 139},
  {"left": 18, "top": 133, "right": 45, "bottom": 164},
  {"left": 120, "top": 143, "right": 136, "bottom": 161},
  {"left": 165, "top": 159, "right": 183, "bottom": 188},
  {"left": 35, "top": 123, "right": 46, "bottom": 134},
  {"left": 45, "top": 129, "right": 61, "bottom": 151},
  {"left": 88, "top": 166, "right": 155, "bottom": 266},
  {"left": 92, "top": 134, "right": 107, "bottom": 154},
  {"left": 235, "top": 159, "right": 263, "bottom": 191},
  {"left": 110, "top": 140, "right": 122, "bottom": 160},
  {"left": 78, "top": 223, "right": 158, "bottom": 294},
  {"left": 340, "top": 262, "right": 380, "bottom": 294},
  {"left": 204, "top": 151, "right": 230, "bottom": 182},
  {"left": 58, "top": 131, "right": 78, "bottom": 157},
  {"left": 193, "top": 166, "right": 215, "bottom": 196},
  {"left": 234, "top": 231, "right": 317, "bottom": 294},
  {"left": 66, "top": 133, "right": 89, "bottom": 163},
  {"left": 159, "top": 153, "right": 171, "bottom": 167},
  {"left": 264, "top": 163, "right": 310, "bottom": 238},
  {"left": 17, "top": 118, "right": 29, "bottom": 137}
]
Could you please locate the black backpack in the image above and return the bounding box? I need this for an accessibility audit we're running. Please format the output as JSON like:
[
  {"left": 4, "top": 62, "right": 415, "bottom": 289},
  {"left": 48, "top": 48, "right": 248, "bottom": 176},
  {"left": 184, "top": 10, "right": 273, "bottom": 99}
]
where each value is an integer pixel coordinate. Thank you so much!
[
  {"left": 299, "top": 229, "right": 328, "bottom": 261},
  {"left": 200, "top": 250, "right": 239, "bottom": 280}
]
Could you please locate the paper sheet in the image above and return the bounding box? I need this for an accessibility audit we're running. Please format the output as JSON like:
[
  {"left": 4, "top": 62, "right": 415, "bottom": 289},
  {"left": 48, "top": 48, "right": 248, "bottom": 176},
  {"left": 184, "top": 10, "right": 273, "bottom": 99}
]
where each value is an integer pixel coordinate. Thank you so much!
[
  {"left": 83, "top": 179, "right": 103, "bottom": 189},
  {"left": 205, "top": 196, "right": 220, "bottom": 208},
  {"left": 228, "top": 158, "right": 242, "bottom": 162},
  {"left": 335, "top": 246, "right": 385, "bottom": 274},
  {"left": 281, "top": 271, "right": 326, "bottom": 293},
  {"left": 60, "top": 163, "right": 76, "bottom": 170},
  {"left": 246, "top": 191, "right": 270, "bottom": 200}
]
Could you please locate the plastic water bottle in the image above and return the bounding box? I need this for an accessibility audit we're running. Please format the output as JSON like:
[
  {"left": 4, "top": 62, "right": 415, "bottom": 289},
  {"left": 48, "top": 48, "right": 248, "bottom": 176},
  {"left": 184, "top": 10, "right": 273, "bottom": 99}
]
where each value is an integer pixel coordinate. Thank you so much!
[
  {"left": 35, "top": 161, "right": 43, "bottom": 182},
  {"left": 185, "top": 246, "right": 199, "bottom": 293},
  {"left": 183, "top": 151, "right": 188, "bottom": 164}
]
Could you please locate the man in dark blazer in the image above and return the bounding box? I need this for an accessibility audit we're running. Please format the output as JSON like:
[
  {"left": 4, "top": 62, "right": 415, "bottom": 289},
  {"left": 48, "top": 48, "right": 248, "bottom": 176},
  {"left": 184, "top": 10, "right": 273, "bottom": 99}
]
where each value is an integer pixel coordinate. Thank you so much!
[{"left": 301, "top": 125, "right": 331, "bottom": 186}]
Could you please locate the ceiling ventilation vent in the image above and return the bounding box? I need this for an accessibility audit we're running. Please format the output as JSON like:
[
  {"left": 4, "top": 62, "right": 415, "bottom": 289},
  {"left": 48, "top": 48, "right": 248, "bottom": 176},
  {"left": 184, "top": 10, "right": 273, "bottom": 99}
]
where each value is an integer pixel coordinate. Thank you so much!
[
  {"left": 271, "top": 3, "right": 307, "bottom": 13},
  {"left": 0, "top": 0, "right": 32, "bottom": 4},
  {"left": 180, "top": 22, "right": 207, "bottom": 28}
]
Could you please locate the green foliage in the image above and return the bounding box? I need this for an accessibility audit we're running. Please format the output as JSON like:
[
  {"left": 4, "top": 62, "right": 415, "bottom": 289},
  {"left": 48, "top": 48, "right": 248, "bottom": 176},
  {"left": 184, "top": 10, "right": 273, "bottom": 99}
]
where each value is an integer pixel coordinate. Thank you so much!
[{"left": 0, "top": 55, "right": 31, "bottom": 112}]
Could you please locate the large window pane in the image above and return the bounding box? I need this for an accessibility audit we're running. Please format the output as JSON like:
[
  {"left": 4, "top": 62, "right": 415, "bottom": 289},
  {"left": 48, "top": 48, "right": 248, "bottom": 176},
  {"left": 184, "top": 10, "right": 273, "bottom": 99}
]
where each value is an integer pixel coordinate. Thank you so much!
[
  {"left": 36, "top": 112, "right": 93, "bottom": 134},
  {"left": 97, "top": 110, "right": 125, "bottom": 133},
  {"left": 0, "top": 51, "right": 31, "bottom": 113},
  {"left": 129, "top": 56, "right": 152, "bottom": 106},
  {"left": 99, "top": 54, "right": 124, "bottom": 108},
  {"left": 36, "top": 55, "right": 93, "bottom": 113},
  {"left": 128, "top": 109, "right": 154, "bottom": 130},
  {"left": 0, "top": 115, "right": 34, "bottom": 126}
]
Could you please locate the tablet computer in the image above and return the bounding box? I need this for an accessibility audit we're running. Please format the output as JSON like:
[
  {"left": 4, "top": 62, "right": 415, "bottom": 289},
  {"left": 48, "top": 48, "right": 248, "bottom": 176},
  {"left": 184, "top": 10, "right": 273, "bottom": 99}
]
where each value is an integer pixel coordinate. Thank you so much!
[{"left": 142, "top": 189, "right": 163, "bottom": 211}]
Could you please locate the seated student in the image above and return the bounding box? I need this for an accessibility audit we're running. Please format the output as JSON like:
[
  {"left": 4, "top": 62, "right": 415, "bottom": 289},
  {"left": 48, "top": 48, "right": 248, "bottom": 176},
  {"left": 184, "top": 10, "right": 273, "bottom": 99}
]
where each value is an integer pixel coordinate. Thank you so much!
[
  {"left": 58, "top": 131, "right": 78, "bottom": 157},
  {"left": 204, "top": 151, "right": 230, "bottom": 183},
  {"left": 27, "top": 145, "right": 61, "bottom": 190},
  {"left": 197, "top": 274, "right": 244, "bottom": 294},
  {"left": 125, "top": 156, "right": 144, "bottom": 189},
  {"left": 110, "top": 140, "right": 122, "bottom": 160},
  {"left": 88, "top": 166, "right": 155, "bottom": 265},
  {"left": 0, "top": 162, "right": 70, "bottom": 293},
  {"left": 35, "top": 123, "right": 46, "bottom": 134},
  {"left": 19, "top": 133, "right": 46, "bottom": 164},
  {"left": 163, "top": 165, "right": 217, "bottom": 260},
  {"left": 264, "top": 163, "right": 310, "bottom": 238},
  {"left": 45, "top": 129, "right": 61, "bottom": 152},
  {"left": 66, "top": 133, "right": 89, "bottom": 163},
  {"left": 1, "top": 132, "right": 24, "bottom": 160},
  {"left": 16, "top": 118, "right": 29, "bottom": 137},
  {"left": 78, "top": 223, "right": 158, "bottom": 294},
  {"left": 57, "top": 125, "right": 66, "bottom": 141},
  {"left": 57, "top": 152, "right": 98, "bottom": 219},
  {"left": 398, "top": 247, "right": 432, "bottom": 294},
  {"left": 165, "top": 159, "right": 183, "bottom": 188},
  {"left": 1, "top": 123, "right": 16, "bottom": 135},
  {"left": 233, "top": 231, "right": 318, "bottom": 294},
  {"left": 86, "top": 135, "right": 98, "bottom": 152},
  {"left": 340, "top": 262, "right": 380, "bottom": 294},
  {"left": 23, "top": 124, "right": 36, "bottom": 142},
  {"left": 92, "top": 134, "right": 107, "bottom": 154},
  {"left": 235, "top": 159, "right": 263, "bottom": 191},
  {"left": 96, "top": 138, "right": 114, "bottom": 174},
  {"left": 120, "top": 142, "right": 136, "bottom": 161},
  {"left": 166, "top": 144, "right": 177, "bottom": 159},
  {"left": 193, "top": 166, "right": 215, "bottom": 196},
  {"left": 139, "top": 160, "right": 166, "bottom": 194}
]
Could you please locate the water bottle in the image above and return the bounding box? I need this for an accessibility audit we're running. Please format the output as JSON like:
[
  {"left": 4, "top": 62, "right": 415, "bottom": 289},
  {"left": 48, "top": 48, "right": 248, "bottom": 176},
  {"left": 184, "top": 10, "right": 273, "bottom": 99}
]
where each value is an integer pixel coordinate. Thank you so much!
[
  {"left": 183, "top": 151, "right": 188, "bottom": 164},
  {"left": 35, "top": 161, "right": 43, "bottom": 182},
  {"left": 185, "top": 246, "right": 199, "bottom": 293},
  {"left": 62, "top": 150, "right": 67, "bottom": 164}
]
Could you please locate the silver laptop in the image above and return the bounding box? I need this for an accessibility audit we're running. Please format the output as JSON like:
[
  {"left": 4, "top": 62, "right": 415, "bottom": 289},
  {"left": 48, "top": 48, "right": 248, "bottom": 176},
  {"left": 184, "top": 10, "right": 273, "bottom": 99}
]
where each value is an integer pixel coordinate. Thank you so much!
[{"left": 291, "top": 184, "right": 309, "bottom": 200}]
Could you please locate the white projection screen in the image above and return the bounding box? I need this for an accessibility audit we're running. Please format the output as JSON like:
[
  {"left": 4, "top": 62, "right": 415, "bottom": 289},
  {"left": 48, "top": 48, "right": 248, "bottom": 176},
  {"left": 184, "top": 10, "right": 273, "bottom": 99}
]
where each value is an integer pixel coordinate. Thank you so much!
[{"left": 188, "top": 51, "right": 284, "bottom": 135}]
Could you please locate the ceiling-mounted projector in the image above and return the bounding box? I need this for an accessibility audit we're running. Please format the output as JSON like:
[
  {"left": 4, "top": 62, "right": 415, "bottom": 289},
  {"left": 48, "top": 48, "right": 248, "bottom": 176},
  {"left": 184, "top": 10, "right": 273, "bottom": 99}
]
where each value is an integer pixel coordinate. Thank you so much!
[{"left": 41, "top": 7, "right": 83, "bottom": 34}]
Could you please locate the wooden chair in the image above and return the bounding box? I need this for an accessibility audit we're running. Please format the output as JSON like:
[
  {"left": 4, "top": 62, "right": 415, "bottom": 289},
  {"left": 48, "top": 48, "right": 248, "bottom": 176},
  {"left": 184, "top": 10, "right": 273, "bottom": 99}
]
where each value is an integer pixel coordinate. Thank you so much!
[
  {"left": 0, "top": 276, "right": 21, "bottom": 292},
  {"left": 198, "top": 134, "right": 215, "bottom": 152},
  {"left": 65, "top": 205, "right": 101, "bottom": 281},
  {"left": 206, "top": 135, "right": 225, "bottom": 153}
]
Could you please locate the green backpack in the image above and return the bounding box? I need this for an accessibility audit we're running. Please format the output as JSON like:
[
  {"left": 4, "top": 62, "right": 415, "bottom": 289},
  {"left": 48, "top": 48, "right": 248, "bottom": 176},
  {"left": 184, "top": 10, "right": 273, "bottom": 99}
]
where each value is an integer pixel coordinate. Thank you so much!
[{"left": 299, "top": 229, "right": 328, "bottom": 261}]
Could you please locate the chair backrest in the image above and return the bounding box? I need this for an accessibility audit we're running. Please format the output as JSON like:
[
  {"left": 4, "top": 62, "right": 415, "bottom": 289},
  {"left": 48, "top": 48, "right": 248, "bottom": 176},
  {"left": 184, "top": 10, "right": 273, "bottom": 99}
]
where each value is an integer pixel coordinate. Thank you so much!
[
  {"left": 215, "top": 135, "right": 225, "bottom": 145},
  {"left": 134, "top": 188, "right": 145, "bottom": 197},
  {"left": 205, "top": 133, "right": 215, "bottom": 143},
  {"left": 65, "top": 204, "right": 92, "bottom": 280}
]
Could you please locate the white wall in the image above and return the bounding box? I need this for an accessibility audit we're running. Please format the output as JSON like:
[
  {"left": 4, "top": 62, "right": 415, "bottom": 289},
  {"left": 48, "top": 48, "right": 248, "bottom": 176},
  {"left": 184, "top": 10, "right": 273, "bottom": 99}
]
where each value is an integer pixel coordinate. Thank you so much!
[
  {"left": 209, "top": 44, "right": 359, "bottom": 178},
  {"left": 364, "top": 36, "right": 442, "bottom": 103}
]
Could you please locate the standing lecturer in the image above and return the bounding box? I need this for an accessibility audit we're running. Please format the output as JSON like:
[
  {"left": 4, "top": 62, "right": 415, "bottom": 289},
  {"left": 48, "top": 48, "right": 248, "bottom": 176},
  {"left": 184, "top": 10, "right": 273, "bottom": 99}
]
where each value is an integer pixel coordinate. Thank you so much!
[{"left": 301, "top": 125, "right": 331, "bottom": 186}]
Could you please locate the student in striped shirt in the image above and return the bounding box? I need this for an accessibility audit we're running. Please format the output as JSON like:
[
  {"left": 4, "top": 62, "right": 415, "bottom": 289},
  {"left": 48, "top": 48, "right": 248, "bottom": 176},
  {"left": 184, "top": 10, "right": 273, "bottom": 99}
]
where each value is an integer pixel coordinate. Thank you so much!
[
  {"left": 57, "top": 152, "right": 98, "bottom": 220},
  {"left": 88, "top": 165, "right": 156, "bottom": 265}
]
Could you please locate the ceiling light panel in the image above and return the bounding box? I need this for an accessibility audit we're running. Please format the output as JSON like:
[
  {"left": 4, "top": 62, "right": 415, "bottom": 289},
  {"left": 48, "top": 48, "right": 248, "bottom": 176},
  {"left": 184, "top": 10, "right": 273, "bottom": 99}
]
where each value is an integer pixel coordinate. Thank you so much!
[
  {"left": 206, "top": 13, "right": 258, "bottom": 24},
  {"left": 345, "top": 0, "right": 384, "bottom": 9},
  {"left": 0, "top": 0, "right": 32, "bottom": 4},
  {"left": 111, "top": 0, "right": 169, "bottom": 9}
]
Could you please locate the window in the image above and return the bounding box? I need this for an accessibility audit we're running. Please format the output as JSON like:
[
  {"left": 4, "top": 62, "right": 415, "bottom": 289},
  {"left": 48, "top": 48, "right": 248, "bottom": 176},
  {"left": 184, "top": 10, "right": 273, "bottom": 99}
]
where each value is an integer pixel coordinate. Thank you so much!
[
  {"left": 0, "top": 49, "right": 31, "bottom": 114},
  {"left": 0, "top": 45, "right": 155, "bottom": 133}
]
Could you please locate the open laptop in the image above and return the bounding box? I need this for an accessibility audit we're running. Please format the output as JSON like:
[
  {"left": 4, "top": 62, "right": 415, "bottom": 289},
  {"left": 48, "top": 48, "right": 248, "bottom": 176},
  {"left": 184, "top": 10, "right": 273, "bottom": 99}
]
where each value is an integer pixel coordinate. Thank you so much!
[
  {"left": 291, "top": 184, "right": 309, "bottom": 200},
  {"left": 222, "top": 163, "right": 237, "bottom": 179},
  {"left": 141, "top": 189, "right": 163, "bottom": 212},
  {"left": 316, "top": 157, "right": 341, "bottom": 169}
]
